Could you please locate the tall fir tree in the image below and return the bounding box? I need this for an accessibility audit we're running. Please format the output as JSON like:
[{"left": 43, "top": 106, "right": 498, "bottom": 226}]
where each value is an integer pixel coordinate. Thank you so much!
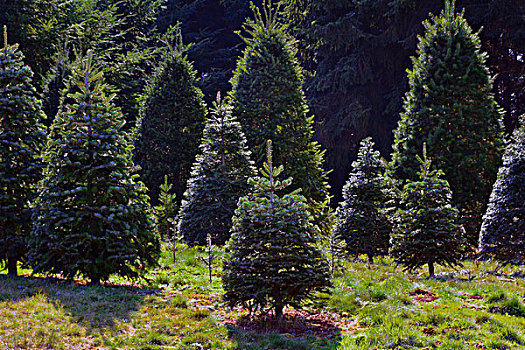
[
  {"left": 229, "top": 1, "right": 331, "bottom": 234},
  {"left": 390, "top": 146, "right": 465, "bottom": 278},
  {"left": 334, "top": 137, "right": 393, "bottom": 263},
  {"left": 223, "top": 140, "right": 332, "bottom": 319},
  {"left": 30, "top": 51, "right": 159, "bottom": 285},
  {"left": 0, "top": 26, "right": 46, "bottom": 276},
  {"left": 390, "top": 1, "right": 504, "bottom": 244},
  {"left": 178, "top": 94, "right": 255, "bottom": 246},
  {"left": 134, "top": 34, "right": 207, "bottom": 204},
  {"left": 479, "top": 117, "right": 525, "bottom": 262}
]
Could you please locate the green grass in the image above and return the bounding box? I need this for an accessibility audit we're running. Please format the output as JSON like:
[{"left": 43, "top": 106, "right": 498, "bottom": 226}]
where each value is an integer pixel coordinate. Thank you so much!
[{"left": 1, "top": 247, "right": 525, "bottom": 349}]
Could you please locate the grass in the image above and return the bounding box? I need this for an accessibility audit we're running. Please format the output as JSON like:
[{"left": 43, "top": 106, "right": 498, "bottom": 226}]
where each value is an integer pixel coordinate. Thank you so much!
[{"left": 1, "top": 246, "right": 525, "bottom": 349}]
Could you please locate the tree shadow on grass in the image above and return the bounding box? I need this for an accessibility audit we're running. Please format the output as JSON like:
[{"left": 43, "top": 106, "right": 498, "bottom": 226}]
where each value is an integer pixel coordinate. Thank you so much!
[
  {"left": 226, "top": 308, "right": 343, "bottom": 350},
  {"left": 0, "top": 273, "right": 157, "bottom": 330}
]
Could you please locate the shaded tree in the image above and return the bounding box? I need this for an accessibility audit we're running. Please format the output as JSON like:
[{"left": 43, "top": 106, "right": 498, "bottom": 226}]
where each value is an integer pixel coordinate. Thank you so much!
[
  {"left": 134, "top": 37, "right": 207, "bottom": 203},
  {"left": 0, "top": 27, "right": 46, "bottom": 276},
  {"left": 334, "top": 137, "right": 393, "bottom": 264}
]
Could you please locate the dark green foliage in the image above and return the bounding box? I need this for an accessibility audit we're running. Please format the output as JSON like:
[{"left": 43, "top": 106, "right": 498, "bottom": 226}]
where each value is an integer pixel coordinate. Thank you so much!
[
  {"left": 223, "top": 140, "right": 332, "bottom": 319},
  {"left": 229, "top": 2, "right": 331, "bottom": 233},
  {"left": 280, "top": 0, "right": 524, "bottom": 202},
  {"left": 30, "top": 52, "right": 160, "bottom": 284},
  {"left": 390, "top": 1, "right": 504, "bottom": 244},
  {"left": 390, "top": 147, "right": 465, "bottom": 278},
  {"left": 178, "top": 95, "right": 255, "bottom": 246},
  {"left": 334, "top": 137, "right": 393, "bottom": 263},
  {"left": 0, "top": 27, "right": 46, "bottom": 276},
  {"left": 479, "top": 118, "right": 525, "bottom": 262},
  {"left": 134, "top": 42, "right": 207, "bottom": 203},
  {"left": 154, "top": 175, "right": 177, "bottom": 241}
]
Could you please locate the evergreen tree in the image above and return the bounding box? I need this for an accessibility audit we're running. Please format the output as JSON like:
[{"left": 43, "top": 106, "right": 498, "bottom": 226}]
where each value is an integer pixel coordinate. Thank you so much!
[
  {"left": 178, "top": 94, "right": 255, "bottom": 246},
  {"left": 390, "top": 147, "right": 465, "bottom": 278},
  {"left": 479, "top": 117, "right": 525, "bottom": 262},
  {"left": 229, "top": 2, "right": 330, "bottom": 233},
  {"left": 0, "top": 26, "right": 46, "bottom": 276},
  {"left": 334, "top": 137, "right": 393, "bottom": 264},
  {"left": 223, "top": 140, "right": 331, "bottom": 319},
  {"left": 154, "top": 175, "right": 177, "bottom": 241},
  {"left": 134, "top": 37, "right": 207, "bottom": 204},
  {"left": 30, "top": 51, "right": 159, "bottom": 285},
  {"left": 280, "top": 0, "right": 524, "bottom": 203},
  {"left": 390, "top": 1, "right": 504, "bottom": 244}
]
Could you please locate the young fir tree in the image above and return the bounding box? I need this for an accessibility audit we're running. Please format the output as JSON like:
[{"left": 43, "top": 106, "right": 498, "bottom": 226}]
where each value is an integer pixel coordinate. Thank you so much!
[
  {"left": 134, "top": 33, "right": 207, "bottom": 203},
  {"left": 223, "top": 140, "right": 332, "bottom": 320},
  {"left": 334, "top": 137, "right": 393, "bottom": 264},
  {"left": 390, "top": 0, "right": 504, "bottom": 245},
  {"left": 0, "top": 26, "right": 46, "bottom": 276},
  {"left": 390, "top": 146, "right": 465, "bottom": 278},
  {"left": 154, "top": 175, "right": 177, "bottom": 241},
  {"left": 229, "top": 2, "right": 331, "bottom": 234},
  {"left": 479, "top": 117, "right": 525, "bottom": 263},
  {"left": 30, "top": 51, "right": 160, "bottom": 285},
  {"left": 178, "top": 94, "right": 255, "bottom": 246}
]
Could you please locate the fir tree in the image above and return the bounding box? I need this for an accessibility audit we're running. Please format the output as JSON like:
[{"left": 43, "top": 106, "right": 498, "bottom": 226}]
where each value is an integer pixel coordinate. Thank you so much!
[
  {"left": 134, "top": 34, "right": 207, "bottom": 203},
  {"left": 390, "top": 1, "right": 504, "bottom": 244},
  {"left": 223, "top": 140, "right": 332, "bottom": 319},
  {"left": 30, "top": 51, "right": 159, "bottom": 285},
  {"left": 0, "top": 26, "right": 46, "bottom": 276},
  {"left": 154, "top": 175, "right": 177, "bottom": 241},
  {"left": 334, "top": 137, "right": 393, "bottom": 264},
  {"left": 178, "top": 94, "right": 255, "bottom": 246},
  {"left": 229, "top": 1, "right": 331, "bottom": 234},
  {"left": 390, "top": 146, "right": 465, "bottom": 278},
  {"left": 479, "top": 117, "right": 525, "bottom": 263}
]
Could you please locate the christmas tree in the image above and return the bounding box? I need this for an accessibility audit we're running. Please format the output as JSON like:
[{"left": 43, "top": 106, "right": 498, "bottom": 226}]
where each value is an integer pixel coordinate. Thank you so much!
[
  {"left": 334, "top": 137, "right": 393, "bottom": 263},
  {"left": 31, "top": 51, "right": 159, "bottom": 285},
  {"left": 0, "top": 26, "right": 46, "bottom": 276},
  {"left": 178, "top": 94, "right": 255, "bottom": 246},
  {"left": 390, "top": 0, "right": 504, "bottom": 244},
  {"left": 223, "top": 140, "right": 331, "bottom": 319},
  {"left": 390, "top": 146, "right": 465, "bottom": 278},
  {"left": 479, "top": 117, "right": 525, "bottom": 262},
  {"left": 134, "top": 33, "right": 207, "bottom": 203},
  {"left": 229, "top": 1, "right": 331, "bottom": 234}
]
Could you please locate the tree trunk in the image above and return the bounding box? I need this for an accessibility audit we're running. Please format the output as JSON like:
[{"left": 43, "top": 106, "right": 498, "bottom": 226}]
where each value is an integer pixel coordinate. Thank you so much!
[
  {"left": 274, "top": 304, "right": 284, "bottom": 321},
  {"left": 7, "top": 256, "right": 17, "bottom": 276},
  {"left": 367, "top": 253, "right": 374, "bottom": 265},
  {"left": 428, "top": 262, "right": 435, "bottom": 279}
]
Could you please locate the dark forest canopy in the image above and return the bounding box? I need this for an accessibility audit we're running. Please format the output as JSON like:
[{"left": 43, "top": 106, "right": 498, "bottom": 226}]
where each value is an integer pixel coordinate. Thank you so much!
[{"left": 1, "top": 0, "right": 523, "bottom": 203}]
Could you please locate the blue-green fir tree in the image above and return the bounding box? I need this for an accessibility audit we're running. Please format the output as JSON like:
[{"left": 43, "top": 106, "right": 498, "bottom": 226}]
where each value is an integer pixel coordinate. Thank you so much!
[
  {"left": 223, "top": 140, "right": 331, "bottom": 319},
  {"left": 0, "top": 26, "right": 46, "bottom": 276},
  {"left": 178, "top": 94, "right": 255, "bottom": 246},
  {"left": 31, "top": 52, "right": 159, "bottom": 285}
]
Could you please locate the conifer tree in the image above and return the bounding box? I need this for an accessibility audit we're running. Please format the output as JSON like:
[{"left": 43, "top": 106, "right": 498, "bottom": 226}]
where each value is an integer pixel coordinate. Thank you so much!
[
  {"left": 229, "top": 1, "right": 331, "bottom": 233},
  {"left": 178, "top": 94, "right": 255, "bottom": 246},
  {"left": 390, "top": 1, "right": 504, "bottom": 244},
  {"left": 30, "top": 51, "right": 159, "bottom": 285},
  {"left": 134, "top": 34, "right": 207, "bottom": 203},
  {"left": 0, "top": 26, "right": 46, "bottom": 276},
  {"left": 334, "top": 137, "right": 393, "bottom": 264},
  {"left": 479, "top": 117, "right": 525, "bottom": 262},
  {"left": 223, "top": 140, "right": 331, "bottom": 319},
  {"left": 154, "top": 175, "right": 177, "bottom": 241},
  {"left": 390, "top": 146, "right": 465, "bottom": 278}
]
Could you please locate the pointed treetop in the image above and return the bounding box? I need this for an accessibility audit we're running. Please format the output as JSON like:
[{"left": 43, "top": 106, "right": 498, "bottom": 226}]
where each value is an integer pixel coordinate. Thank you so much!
[
  {"left": 3, "top": 25, "right": 7, "bottom": 51},
  {"left": 160, "top": 23, "right": 190, "bottom": 59},
  {"left": 416, "top": 143, "right": 431, "bottom": 179},
  {"left": 444, "top": 0, "right": 456, "bottom": 20}
]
